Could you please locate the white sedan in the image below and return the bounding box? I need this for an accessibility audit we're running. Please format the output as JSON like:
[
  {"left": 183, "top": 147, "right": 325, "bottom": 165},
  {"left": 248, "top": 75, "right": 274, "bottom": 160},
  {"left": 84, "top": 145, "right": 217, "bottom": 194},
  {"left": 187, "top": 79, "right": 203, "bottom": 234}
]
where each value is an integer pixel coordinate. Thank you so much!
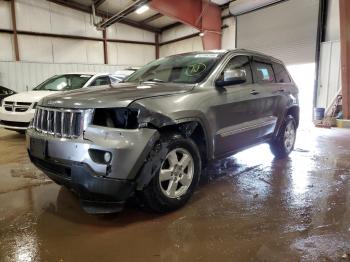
[{"left": 0, "top": 73, "right": 119, "bottom": 132}]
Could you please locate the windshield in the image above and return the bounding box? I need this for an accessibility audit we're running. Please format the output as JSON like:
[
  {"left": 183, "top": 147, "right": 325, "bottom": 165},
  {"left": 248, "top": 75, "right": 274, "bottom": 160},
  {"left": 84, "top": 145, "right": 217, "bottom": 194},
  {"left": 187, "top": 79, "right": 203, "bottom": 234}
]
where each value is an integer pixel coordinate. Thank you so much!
[
  {"left": 34, "top": 74, "right": 93, "bottom": 91},
  {"left": 124, "top": 53, "right": 222, "bottom": 84}
]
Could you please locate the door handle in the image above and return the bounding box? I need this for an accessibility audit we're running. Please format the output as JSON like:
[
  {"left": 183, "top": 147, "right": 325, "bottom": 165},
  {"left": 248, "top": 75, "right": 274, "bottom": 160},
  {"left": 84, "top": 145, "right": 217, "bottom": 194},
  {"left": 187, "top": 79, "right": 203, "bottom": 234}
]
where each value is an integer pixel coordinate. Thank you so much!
[
  {"left": 250, "top": 90, "right": 259, "bottom": 95},
  {"left": 278, "top": 89, "right": 285, "bottom": 92}
]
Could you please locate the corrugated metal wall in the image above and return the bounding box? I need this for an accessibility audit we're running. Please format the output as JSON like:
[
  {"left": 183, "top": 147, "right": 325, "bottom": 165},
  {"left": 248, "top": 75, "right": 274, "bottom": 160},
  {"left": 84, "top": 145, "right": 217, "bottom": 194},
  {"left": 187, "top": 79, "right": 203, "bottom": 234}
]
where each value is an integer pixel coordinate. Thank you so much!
[
  {"left": 0, "top": 62, "right": 128, "bottom": 92},
  {"left": 0, "top": 0, "right": 156, "bottom": 92}
]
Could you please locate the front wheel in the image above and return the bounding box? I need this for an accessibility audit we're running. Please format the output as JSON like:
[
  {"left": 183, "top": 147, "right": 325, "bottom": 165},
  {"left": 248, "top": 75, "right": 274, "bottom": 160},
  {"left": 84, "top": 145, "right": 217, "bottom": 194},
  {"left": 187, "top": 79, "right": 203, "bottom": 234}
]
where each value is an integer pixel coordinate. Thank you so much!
[
  {"left": 270, "top": 115, "right": 297, "bottom": 159},
  {"left": 142, "top": 134, "right": 201, "bottom": 213}
]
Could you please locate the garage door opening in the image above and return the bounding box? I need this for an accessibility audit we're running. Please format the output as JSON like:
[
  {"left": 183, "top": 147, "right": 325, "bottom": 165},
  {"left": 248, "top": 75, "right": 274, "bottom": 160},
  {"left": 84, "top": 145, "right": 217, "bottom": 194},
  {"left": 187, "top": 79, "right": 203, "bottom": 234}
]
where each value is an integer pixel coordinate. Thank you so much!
[
  {"left": 235, "top": 0, "right": 320, "bottom": 130},
  {"left": 287, "top": 63, "right": 316, "bottom": 130}
]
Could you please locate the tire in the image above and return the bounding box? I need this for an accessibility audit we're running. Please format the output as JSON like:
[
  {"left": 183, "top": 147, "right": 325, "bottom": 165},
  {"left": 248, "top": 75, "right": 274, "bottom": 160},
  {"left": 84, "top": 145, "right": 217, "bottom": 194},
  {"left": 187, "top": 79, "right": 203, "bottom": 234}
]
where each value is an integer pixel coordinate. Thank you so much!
[
  {"left": 270, "top": 115, "right": 297, "bottom": 159},
  {"left": 141, "top": 133, "right": 201, "bottom": 213}
]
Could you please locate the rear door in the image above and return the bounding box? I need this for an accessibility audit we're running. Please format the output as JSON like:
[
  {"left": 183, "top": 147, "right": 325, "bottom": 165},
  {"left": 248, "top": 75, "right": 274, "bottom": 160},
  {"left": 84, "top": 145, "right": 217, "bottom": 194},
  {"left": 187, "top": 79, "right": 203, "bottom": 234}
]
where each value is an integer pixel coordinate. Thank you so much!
[
  {"left": 272, "top": 62, "right": 296, "bottom": 128},
  {"left": 249, "top": 57, "right": 280, "bottom": 137}
]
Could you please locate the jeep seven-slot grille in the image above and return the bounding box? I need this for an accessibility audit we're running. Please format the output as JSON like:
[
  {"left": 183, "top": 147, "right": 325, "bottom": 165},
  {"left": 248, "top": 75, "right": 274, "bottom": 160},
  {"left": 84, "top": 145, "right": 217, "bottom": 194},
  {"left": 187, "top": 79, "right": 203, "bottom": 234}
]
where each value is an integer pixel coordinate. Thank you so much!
[{"left": 33, "top": 107, "right": 85, "bottom": 138}]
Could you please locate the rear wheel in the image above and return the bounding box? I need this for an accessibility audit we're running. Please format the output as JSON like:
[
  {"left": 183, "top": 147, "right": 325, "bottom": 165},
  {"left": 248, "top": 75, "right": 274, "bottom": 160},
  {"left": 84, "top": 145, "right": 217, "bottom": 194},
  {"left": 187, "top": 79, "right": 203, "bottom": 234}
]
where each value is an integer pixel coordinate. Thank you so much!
[
  {"left": 270, "top": 115, "right": 297, "bottom": 159},
  {"left": 142, "top": 134, "right": 201, "bottom": 213}
]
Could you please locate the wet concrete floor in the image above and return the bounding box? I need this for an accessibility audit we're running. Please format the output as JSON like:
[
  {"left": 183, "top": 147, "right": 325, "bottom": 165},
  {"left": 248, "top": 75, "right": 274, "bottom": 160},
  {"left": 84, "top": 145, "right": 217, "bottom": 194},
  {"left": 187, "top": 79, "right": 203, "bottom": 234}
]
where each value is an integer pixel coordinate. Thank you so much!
[{"left": 0, "top": 127, "right": 350, "bottom": 261}]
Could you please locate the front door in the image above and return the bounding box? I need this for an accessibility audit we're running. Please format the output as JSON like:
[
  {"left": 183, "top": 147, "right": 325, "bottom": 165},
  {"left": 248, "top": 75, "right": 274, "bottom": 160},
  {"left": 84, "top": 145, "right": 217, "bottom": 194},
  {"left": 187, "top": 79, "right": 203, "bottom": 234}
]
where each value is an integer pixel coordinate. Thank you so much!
[{"left": 210, "top": 55, "right": 269, "bottom": 158}]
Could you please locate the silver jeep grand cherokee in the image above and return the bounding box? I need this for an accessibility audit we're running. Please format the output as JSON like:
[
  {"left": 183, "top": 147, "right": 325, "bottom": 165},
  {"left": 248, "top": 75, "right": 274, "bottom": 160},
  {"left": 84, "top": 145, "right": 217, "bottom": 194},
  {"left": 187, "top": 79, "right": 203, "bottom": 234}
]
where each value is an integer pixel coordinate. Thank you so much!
[{"left": 27, "top": 49, "right": 299, "bottom": 214}]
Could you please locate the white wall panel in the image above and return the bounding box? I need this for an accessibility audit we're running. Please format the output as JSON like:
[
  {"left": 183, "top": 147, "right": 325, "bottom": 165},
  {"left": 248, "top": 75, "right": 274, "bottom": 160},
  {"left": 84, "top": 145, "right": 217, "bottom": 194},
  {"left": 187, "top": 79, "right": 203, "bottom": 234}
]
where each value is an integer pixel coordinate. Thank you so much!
[
  {"left": 222, "top": 17, "right": 236, "bottom": 50},
  {"left": 317, "top": 41, "right": 341, "bottom": 109},
  {"left": 143, "top": 30, "right": 156, "bottom": 43},
  {"left": 160, "top": 37, "right": 203, "bottom": 57},
  {"left": 53, "top": 38, "right": 88, "bottom": 64},
  {"left": 18, "top": 35, "right": 53, "bottom": 63},
  {"left": 118, "top": 44, "right": 144, "bottom": 65},
  {"left": 161, "top": 25, "right": 199, "bottom": 43},
  {"left": 16, "top": 0, "right": 102, "bottom": 38},
  {"left": 0, "top": 1, "right": 12, "bottom": 30},
  {"left": 140, "top": 45, "right": 156, "bottom": 65},
  {"left": 0, "top": 62, "right": 127, "bottom": 93},
  {"left": 108, "top": 42, "right": 155, "bottom": 66},
  {"left": 107, "top": 23, "right": 155, "bottom": 43},
  {"left": 107, "top": 42, "right": 118, "bottom": 66},
  {"left": 50, "top": 3, "right": 86, "bottom": 36},
  {"left": 16, "top": 0, "right": 51, "bottom": 33},
  {"left": 0, "top": 34, "right": 14, "bottom": 62},
  {"left": 86, "top": 41, "right": 104, "bottom": 64},
  {"left": 325, "top": 0, "right": 340, "bottom": 42}
]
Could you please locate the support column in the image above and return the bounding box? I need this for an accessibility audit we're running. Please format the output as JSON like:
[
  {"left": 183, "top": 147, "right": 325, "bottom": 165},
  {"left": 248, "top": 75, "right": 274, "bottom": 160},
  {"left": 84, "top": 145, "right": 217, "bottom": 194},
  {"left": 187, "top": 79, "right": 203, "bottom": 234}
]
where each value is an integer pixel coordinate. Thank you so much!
[
  {"left": 103, "top": 29, "right": 108, "bottom": 64},
  {"left": 201, "top": 2, "right": 222, "bottom": 50},
  {"left": 155, "top": 33, "right": 160, "bottom": 59},
  {"left": 10, "top": 0, "right": 20, "bottom": 61},
  {"left": 340, "top": 0, "right": 350, "bottom": 119}
]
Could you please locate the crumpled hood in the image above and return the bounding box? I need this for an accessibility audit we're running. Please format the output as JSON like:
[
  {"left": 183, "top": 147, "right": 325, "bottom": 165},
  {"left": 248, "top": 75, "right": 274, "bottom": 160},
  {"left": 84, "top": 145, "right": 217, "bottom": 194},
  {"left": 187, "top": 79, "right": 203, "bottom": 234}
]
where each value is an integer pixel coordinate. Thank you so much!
[
  {"left": 3, "top": 90, "right": 60, "bottom": 103},
  {"left": 40, "top": 82, "right": 194, "bottom": 109}
]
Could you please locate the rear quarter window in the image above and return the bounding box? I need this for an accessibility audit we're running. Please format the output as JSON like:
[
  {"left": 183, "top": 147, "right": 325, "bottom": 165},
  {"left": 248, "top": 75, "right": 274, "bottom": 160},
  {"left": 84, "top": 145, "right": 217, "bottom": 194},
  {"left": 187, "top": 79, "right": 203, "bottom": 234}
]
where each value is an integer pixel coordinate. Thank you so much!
[
  {"left": 252, "top": 61, "right": 275, "bottom": 83},
  {"left": 273, "top": 63, "right": 291, "bottom": 83}
]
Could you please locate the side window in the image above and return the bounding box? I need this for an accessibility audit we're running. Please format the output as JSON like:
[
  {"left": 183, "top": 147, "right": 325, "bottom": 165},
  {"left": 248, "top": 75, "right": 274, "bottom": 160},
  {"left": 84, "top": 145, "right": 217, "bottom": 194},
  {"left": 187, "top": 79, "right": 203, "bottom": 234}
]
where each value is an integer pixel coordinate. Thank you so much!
[
  {"left": 0, "top": 87, "right": 6, "bottom": 95},
  {"left": 90, "top": 76, "right": 111, "bottom": 87},
  {"left": 252, "top": 60, "right": 275, "bottom": 83},
  {"left": 220, "top": 55, "right": 253, "bottom": 84},
  {"left": 273, "top": 63, "right": 291, "bottom": 83}
]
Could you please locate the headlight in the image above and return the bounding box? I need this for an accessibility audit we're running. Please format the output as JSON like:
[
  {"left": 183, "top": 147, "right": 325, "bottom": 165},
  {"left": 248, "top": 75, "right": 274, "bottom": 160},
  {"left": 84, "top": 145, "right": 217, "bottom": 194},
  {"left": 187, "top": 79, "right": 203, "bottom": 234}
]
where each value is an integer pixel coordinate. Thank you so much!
[{"left": 92, "top": 108, "right": 139, "bottom": 129}]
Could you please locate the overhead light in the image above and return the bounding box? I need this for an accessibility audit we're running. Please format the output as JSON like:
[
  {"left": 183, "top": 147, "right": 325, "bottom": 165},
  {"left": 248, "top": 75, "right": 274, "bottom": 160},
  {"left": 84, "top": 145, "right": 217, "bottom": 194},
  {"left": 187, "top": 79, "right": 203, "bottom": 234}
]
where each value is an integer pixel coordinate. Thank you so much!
[
  {"left": 135, "top": 4, "right": 149, "bottom": 14},
  {"left": 199, "top": 32, "right": 205, "bottom": 37}
]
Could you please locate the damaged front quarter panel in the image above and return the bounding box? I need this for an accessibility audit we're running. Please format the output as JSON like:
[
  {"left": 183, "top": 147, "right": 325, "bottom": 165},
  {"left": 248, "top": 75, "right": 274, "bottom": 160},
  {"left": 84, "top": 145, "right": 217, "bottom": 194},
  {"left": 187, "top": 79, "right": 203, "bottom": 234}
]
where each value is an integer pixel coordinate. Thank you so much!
[
  {"left": 130, "top": 102, "right": 177, "bottom": 129},
  {"left": 82, "top": 125, "right": 160, "bottom": 180}
]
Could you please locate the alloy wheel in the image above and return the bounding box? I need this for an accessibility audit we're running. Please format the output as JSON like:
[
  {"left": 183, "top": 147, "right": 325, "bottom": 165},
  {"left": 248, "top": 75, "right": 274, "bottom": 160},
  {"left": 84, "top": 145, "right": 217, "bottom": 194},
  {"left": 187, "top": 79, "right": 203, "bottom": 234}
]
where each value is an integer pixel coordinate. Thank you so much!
[
  {"left": 159, "top": 148, "right": 194, "bottom": 199},
  {"left": 284, "top": 121, "right": 296, "bottom": 153}
]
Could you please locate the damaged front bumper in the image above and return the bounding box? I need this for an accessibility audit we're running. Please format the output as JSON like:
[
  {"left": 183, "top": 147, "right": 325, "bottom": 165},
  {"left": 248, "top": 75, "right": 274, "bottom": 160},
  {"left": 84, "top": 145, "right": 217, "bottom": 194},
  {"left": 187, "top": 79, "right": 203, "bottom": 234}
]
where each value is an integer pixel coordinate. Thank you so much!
[{"left": 26, "top": 126, "right": 159, "bottom": 213}]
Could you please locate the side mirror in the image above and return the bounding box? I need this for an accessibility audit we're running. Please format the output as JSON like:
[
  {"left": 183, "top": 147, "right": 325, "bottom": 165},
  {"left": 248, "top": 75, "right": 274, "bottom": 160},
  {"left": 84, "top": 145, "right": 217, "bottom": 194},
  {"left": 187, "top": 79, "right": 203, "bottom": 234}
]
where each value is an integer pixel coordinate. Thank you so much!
[{"left": 216, "top": 69, "right": 247, "bottom": 87}]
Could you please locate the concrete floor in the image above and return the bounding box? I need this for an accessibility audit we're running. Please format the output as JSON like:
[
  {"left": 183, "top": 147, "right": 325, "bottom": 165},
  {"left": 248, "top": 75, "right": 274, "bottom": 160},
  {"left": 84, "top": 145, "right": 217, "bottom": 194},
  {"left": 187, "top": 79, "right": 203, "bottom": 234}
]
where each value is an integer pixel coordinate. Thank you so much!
[{"left": 0, "top": 127, "right": 350, "bottom": 262}]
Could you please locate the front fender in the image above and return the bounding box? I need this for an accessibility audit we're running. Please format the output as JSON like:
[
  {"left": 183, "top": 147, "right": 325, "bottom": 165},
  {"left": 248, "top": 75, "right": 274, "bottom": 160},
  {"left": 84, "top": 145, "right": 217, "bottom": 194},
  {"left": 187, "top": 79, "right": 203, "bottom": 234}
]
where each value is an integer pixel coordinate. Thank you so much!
[{"left": 129, "top": 102, "right": 215, "bottom": 161}]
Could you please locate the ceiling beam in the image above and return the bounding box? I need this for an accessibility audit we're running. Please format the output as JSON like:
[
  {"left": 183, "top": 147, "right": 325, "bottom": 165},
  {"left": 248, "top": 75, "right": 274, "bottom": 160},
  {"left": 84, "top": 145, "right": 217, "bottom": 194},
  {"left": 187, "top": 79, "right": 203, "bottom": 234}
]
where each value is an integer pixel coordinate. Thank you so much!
[
  {"left": 94, "top": 0, "right": 106, "bottom": 7},
  {"left": 160, "top": 21, "right": 182, "bottom": 32},
  {"left": 47, "top": 0, "right": 161, "bottom": 33},
  {"left": 219, "top": 1, "right": 233, "bottom": 10},
  {"left": 141, "top": 13, "right": 163, "bottom": 24},
  {"left": 98, "top": 0, "right": 148, "bottom": 28}
]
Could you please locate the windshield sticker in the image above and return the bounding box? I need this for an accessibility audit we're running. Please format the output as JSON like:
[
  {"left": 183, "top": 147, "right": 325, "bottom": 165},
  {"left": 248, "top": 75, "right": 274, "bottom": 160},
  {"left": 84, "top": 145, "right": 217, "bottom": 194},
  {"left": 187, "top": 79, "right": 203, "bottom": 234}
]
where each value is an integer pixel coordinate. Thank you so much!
[
  {"left": 194, "top": 54, "right": 219, "bottom": 58},
  {"left": 80, "top": 75, "right": 92, "bottom": 78},
  {"left": 186, "top": 63, "right": 207, "bottom": 76}
]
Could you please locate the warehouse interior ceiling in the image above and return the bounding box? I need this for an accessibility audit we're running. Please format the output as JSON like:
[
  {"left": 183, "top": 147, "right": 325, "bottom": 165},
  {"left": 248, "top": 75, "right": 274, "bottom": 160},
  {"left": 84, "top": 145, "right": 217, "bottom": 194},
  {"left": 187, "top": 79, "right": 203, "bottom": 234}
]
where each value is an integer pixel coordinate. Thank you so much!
[{"left": 48, "top": 0, "right": 233, "bottom": 32}]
